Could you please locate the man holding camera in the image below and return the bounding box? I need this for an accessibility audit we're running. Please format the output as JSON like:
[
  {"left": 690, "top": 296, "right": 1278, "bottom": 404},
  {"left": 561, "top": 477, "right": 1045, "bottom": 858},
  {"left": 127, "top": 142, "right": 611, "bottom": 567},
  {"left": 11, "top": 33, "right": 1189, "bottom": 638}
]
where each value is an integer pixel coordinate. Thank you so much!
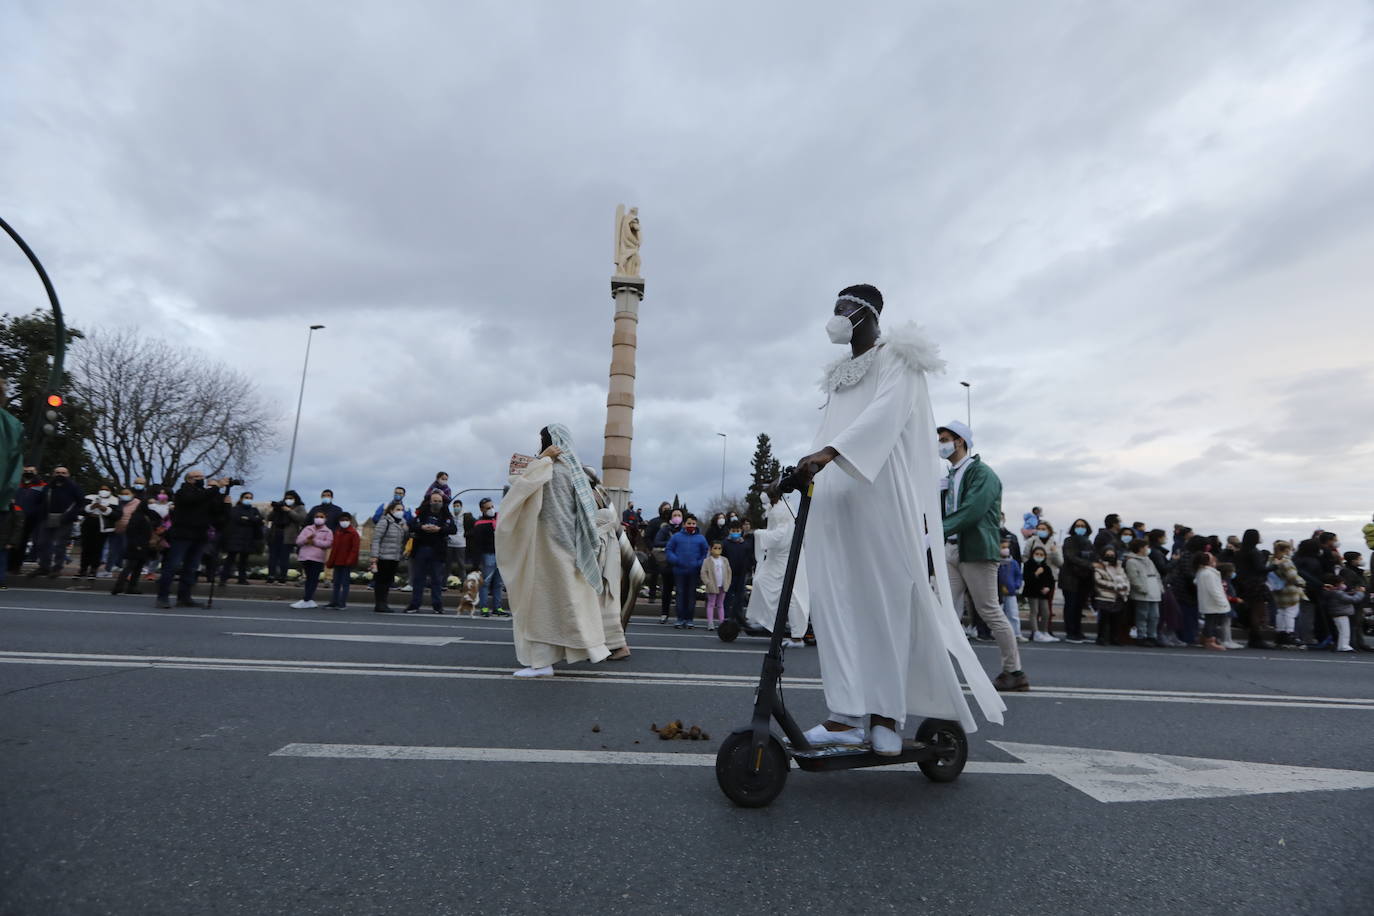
[{"left": 155, "top": 470, "right": 231, "bottom": 609}]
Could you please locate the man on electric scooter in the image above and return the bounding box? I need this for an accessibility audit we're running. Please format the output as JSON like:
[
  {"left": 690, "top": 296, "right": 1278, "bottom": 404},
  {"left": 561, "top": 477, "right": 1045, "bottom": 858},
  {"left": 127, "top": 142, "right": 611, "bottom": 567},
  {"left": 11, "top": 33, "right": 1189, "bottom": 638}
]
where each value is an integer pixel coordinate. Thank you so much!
[{"left": 795, "top": 285, "right": 1005, "bottom": 756}]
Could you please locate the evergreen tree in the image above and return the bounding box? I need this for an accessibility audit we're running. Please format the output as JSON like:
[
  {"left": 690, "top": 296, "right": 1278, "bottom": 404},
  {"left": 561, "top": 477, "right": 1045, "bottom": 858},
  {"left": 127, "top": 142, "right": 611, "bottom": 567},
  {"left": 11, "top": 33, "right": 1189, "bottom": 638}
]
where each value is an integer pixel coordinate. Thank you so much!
[
  {"left": 0, "top": 310, "right": 92, "bottom": 481},
  {"left": 746, "top": 433, "right": 781, "bottom": 528}
]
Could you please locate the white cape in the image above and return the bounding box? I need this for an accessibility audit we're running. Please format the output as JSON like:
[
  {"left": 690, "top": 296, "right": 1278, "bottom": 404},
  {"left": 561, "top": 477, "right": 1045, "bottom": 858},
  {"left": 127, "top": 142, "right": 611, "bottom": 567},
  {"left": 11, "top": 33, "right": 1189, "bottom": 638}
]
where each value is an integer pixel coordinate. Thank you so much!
[
  {"left": 747, "top": 498, "right": 810, "bottom": 637},
  {"left": 806, "top": 323, "right": 1005, "bottom": 733},
  {"left": 496, "top": 457, "right": 611, "bottom": 668}
]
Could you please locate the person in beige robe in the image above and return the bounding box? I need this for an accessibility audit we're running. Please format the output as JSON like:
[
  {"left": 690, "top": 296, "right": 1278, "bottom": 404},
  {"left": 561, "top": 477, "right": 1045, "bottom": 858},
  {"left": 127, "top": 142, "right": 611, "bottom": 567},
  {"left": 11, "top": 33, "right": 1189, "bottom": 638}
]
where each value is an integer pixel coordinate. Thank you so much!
[{"left": 496, "top": 424, "right": 612, "bottom": 677}]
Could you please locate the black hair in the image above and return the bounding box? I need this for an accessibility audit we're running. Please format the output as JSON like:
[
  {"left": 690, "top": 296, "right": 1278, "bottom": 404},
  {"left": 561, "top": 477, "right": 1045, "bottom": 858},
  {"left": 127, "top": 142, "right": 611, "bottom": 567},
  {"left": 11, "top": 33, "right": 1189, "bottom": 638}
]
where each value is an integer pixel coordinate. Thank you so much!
[
  {"left": 1069, "top": 518, "right": 1091, "bottom": 535},
  {"left": 285, "top": 489, "right": 301, "bottom": 501},
  {"left": 1104, "top": 513, "right": 1120, "bottom": 528},
  {"left": 710, "top": 540, "right": 724, "bottom": 548},
  {"left": 321, "top": 489, "right": 333, "bottom": 496},
  {"left": 837, "top": 284, "right": 884, "bottom": 313},
  {"left": 1129, "top": 539, "right": 1148, "bottom": 553},
  {"left": 1323, "top": 572, "right": 1343, "bottom": 586},
  {"left": 339, "top": 512, "right": 353, "bottom": 522},
  {"left": 727, "top": 520, "right": 743, "bottom": 529},
  {"left": 1344, "top": 551, "right": 1362, "bottom": 562},
  {"left": 1218, "top": 562, "right": 1235, "bottom": 577}
]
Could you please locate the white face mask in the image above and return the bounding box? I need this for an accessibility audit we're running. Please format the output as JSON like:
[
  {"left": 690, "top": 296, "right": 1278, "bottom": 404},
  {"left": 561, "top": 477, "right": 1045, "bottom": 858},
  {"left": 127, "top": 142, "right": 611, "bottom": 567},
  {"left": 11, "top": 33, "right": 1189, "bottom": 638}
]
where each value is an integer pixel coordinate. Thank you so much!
[
  {"left": 391, "top": 510, "right": 405, "bottom": 520},
  {"left": 339, "top": 520, "right": 351, "bottom": 529},
  {"left": 938, "top": 441, "right": 957, "bottom": 459},
  {"left": 825, "top": 314, "right": 855, "bottom": 344},
  {"left": 313, "top": 518, "right": 326, "bottom": 526},
  {"left": 284, "top": 499, "right": 295, "bottom": 506},
  {"left": 98, "top": 489, "right": 111, "bottom": 498}
]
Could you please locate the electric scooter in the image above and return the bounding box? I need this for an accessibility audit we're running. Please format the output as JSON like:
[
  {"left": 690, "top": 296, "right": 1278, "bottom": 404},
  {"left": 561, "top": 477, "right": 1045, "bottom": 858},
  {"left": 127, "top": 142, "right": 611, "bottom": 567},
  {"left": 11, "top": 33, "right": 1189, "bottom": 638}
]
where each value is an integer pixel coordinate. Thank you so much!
[{"left": 714, "top": 467, "right": 969, "bottom": 808}]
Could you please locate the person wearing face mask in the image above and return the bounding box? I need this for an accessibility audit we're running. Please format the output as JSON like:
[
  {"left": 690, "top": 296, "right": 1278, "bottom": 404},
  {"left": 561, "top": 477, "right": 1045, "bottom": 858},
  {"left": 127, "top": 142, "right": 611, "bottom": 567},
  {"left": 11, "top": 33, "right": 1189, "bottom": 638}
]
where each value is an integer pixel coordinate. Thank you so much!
[
  {"left": 75, "top": 482, "right": 119, "bottom": 583},
  {"left": 423, "top": 472, "right": 452, "bottom": 505},
  {"left": 1059, "top": 518, "right": 1097, "bottom": 643},
  {"left": 291, "top": 512, "right": 334, "bottom": 609},
  {"left": 371, "top": 486, "right": 412, "bottom": 524},
  {"left": 1022, "top": 545, "right": 1058, "bottom": 642},
  {"left": 12, "top": 467, "right": 45, "bottom": 574},
  {"left": 996, "top": 538, "right": 1026, "bottom": 643},
  {"left": 642, "top": 502, "right": 673, "bottom": 602},
  {"left": 111, "top": 493, "right": 160, "bottom": 596},
  {"left": 1337, "top": 551, "right": 1370, "bottom": 651},
  {"left": 721, "top": 519, "right": 754, "bottom": 625},
  {"left": 705, "top": 513, "right": 729, "bottom": 545},
  {"left": 791, "top": 285, "right": 1005, "bottom": 756},
  {"left": 369, "top": 501, "right": 409, "bottom": 612},
  {"left": 495, "top": 424, "right": 616, "bottom": 675},
  {"left": 322, "top": 513, "right": 361, "bottom": 610},
  {"left": 28, "top": 466, "right": 85, "bottom": 578},
  {"left": 652, "top": 507, "right": 685, "bottom": 623},
  {"left": 406, "top": 494, "right": 457, "bottom": 614},
  {"left": 1091, "top": 545, "right": 1131, "bottom": 646},
  {"left": 935, "top": 421, "right": 1029, "bottom": 691},
  {"left": 154, "top": 470, "right": 228, "bottom": 609},
  {"left": 218, "top": 492, "right": 264, "bottom": 586},
  {"left": 747, "top": 489, "right": 810, "bottom": 646},
  {"left": 308, "top": 489, "right": 344, "bottom": 531},
  {"left": 102, "top": 487, "right": 137, "bottom": 577},
  {"left": 471, "top": 497, "right": 506, "bottom": 616},
  {"left": 665, "top": 514, "right": 710, "bottom": 629},
  {"left": 1194, "top": 553, "right": 1231, "bottom": 651},
  {"left": 1124, "top": 539, "right": 1163, "bottom": 646},
  {"left": 265, "top": 491, "right": 307, "bottom": 584}
]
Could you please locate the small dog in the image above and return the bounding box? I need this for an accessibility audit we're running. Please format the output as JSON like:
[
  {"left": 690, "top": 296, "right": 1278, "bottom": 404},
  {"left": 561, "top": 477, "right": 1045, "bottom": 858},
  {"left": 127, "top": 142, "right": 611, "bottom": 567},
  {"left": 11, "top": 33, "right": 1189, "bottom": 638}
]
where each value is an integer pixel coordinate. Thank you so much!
[{"left": 458, "top": 570, "right": 482, "bottom": 616}]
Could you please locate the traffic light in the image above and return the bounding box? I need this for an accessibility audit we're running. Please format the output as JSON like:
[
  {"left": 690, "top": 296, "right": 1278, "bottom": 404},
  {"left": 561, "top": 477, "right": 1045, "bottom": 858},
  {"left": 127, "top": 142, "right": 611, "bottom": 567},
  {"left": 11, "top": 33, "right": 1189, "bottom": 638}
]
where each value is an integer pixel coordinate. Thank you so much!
[{"left": 43, "top": 393, "right": 63, "bottom": 435}]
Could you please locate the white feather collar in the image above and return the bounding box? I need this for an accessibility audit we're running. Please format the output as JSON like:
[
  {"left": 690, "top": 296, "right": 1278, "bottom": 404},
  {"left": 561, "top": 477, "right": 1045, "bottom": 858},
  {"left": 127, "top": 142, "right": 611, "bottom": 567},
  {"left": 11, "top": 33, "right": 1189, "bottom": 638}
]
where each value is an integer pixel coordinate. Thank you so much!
[{"left": 819, "top": 321, "right": 947, "bottom": 392}]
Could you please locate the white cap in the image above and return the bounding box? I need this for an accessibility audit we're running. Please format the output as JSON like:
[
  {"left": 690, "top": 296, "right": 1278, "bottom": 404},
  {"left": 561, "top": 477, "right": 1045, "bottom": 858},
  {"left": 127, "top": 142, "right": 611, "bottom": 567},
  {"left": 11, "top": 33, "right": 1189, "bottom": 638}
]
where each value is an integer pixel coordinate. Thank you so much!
[{"left": 938, "top": 420, "right": 973, "bottom": 450}]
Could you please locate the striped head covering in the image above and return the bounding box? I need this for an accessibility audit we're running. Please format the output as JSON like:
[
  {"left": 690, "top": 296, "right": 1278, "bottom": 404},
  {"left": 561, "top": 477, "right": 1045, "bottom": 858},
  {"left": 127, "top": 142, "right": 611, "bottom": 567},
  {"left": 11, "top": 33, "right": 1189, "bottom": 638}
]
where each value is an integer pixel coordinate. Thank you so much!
[{"left": 541, "top": 423, "right": 605, "bottom": 594}]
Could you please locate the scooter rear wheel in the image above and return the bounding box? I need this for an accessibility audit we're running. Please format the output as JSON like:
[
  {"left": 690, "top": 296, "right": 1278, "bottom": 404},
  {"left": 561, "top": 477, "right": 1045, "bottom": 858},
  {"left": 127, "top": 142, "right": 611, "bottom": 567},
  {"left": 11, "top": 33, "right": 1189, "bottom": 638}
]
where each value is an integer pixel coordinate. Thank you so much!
[
  {"left": 717, "top": 620, "right": 740, "bottom": 642},
  {"left": 914, "top": 718, "right": 967, "bottom": 783},
  {"left": 715, "top": 732, "right": 788, "bottom": 807}
]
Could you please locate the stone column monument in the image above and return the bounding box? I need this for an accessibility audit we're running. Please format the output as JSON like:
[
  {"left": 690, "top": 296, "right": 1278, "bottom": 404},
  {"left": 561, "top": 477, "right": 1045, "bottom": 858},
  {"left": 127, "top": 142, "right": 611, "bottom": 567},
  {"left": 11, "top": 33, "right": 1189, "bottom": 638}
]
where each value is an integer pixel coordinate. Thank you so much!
[{"left": 601, "top": 204, "right": 643, "bottom": 515}]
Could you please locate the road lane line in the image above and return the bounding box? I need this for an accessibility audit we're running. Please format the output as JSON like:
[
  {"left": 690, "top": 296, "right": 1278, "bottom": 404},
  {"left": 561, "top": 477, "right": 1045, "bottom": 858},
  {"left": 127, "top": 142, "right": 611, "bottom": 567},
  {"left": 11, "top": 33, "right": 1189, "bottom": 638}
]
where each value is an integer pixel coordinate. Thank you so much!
[
  {"left": 3, "top": 651, "right": 1374, "bottom": 710},
  {"left": 268, "top": 742, "right": 1035, "bottom": 774}
]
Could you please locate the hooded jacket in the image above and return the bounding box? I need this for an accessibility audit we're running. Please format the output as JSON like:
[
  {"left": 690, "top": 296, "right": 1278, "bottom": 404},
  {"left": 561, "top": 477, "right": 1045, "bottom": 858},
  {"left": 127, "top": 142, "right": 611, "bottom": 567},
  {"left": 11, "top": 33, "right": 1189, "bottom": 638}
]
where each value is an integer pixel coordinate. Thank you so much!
[
  {"left": 295, "top": 520, "right": 334, "bottom": 563},
  {"left": 1124, "top": 552, "right": 1162, "bottom": 601}
]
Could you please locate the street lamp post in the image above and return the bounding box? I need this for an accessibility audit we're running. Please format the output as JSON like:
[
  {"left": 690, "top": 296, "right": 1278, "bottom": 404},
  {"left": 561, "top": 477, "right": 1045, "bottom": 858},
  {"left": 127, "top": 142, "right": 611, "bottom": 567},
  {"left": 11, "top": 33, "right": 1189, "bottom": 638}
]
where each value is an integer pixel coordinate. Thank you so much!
[
  {"left": 716, "top": 432, "right": 727, "bottom": 501},
  {"left": 960, "top": 381, "right": 972, "bottom": 428},
  {"left": 0, "top": 216, "right": 66, "bottom": 470},
  {"left": 283, "top": 324, "right": 325, "bottom": 494}
]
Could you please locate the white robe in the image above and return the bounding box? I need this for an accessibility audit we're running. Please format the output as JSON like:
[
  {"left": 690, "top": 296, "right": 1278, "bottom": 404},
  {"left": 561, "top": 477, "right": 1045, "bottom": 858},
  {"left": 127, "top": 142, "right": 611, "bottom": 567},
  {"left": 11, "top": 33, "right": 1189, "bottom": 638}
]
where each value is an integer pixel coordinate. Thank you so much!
[
  {"left": 496, "top": 457, "right": 611, "bottom": 668},
  {"left": 747, "top": 499, "right": 810, "bottom": 637},
  {"left": 805, "top": 324, "right": 1005, "bottom": 733},
  {"left": 593, "top": 506, "right": 629, "bottom": 651}
]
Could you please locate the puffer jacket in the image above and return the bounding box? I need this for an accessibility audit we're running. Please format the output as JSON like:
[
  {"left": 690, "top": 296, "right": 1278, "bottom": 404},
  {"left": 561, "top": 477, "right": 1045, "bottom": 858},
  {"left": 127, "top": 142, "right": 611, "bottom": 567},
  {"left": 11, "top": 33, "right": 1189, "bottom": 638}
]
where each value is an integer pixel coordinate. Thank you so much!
[
  {"left": 371, "top": 513, "right": 409, "bottom": 562},
  {"left": 1093, "top": 560, "right": 1130, "bottom": 603},
  {"left": 1195, "top": 565, "right": 1230, "bottom": 615},
  {"left": 1124, "top": 553, "right": 1162, "bottom": 601},
  {"left": 1270, "top": 556, "right": 1305, "bottom": 607},
  {"left": 295, "top": 522, "right": 334, "bottom": 563}
]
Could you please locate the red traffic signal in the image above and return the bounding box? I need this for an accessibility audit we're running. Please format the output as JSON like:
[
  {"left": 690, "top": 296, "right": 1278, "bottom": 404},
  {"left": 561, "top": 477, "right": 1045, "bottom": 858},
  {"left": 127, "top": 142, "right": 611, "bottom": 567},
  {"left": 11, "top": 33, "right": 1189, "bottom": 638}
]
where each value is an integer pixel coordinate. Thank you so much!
[{"left": 46, "top": 394, "right": 63, "bottom": 408}]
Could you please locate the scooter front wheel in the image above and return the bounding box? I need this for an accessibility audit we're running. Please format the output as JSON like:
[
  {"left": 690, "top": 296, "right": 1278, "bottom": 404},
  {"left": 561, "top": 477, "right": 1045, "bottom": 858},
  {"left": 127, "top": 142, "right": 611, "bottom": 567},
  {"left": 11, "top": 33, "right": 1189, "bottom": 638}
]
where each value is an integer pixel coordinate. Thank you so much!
[
  {"left": 717, "top": 620, "right": 741, "bottom": 642},
  {"left": 914, "top": 718, "right": 967, "bottom": 783},
  {"left": 715, "top": 732, "right": 788, "bottom": 807}
]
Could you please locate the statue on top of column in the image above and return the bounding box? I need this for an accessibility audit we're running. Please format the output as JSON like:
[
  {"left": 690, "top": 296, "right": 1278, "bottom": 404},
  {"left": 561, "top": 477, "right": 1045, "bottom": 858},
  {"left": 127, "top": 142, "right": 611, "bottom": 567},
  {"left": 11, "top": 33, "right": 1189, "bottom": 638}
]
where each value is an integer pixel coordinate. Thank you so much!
[{"left": 613, "top": 205, "right": 641, "bottom": 278}]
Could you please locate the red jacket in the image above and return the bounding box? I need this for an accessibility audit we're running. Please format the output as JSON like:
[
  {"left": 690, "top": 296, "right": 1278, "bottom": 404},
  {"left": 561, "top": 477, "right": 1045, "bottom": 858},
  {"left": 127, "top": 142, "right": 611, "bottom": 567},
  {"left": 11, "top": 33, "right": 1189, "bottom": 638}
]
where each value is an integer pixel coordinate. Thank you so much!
[{"left": 327, "top": 526, "right": 360, "bottom": 568}]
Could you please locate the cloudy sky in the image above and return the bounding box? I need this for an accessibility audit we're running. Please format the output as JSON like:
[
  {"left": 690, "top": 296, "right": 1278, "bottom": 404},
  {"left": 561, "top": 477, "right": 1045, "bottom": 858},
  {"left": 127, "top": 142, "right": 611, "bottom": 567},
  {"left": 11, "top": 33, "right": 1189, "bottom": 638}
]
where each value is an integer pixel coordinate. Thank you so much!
[{"left": 2, "top": 0, "right": 1372, "bottom": 549}]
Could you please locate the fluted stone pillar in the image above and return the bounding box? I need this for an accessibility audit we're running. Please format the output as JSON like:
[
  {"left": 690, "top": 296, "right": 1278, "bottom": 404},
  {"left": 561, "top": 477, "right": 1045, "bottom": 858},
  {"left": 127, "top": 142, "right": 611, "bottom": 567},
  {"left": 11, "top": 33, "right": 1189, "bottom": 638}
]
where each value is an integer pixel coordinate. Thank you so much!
[{"left": 601, "top": 275, "right": 644, "bottom": 515}]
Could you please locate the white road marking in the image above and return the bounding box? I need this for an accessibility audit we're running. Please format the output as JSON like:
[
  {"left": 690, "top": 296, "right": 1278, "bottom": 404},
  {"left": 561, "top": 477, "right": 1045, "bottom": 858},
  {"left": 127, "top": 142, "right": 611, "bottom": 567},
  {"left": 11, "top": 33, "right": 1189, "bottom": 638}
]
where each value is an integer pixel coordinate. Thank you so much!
[
  {"left": 990, "top": 741, "right": 1374, "bottom": 802},
  {"left": 228, "top": 632, "right": 467, "bottom": 646},
  {"left": 3, "top": 650, "right": 1374, "bottom": 711},
  {"left": 5, "top": 601, "right": 1373, "bottom": 666},
  {"left": 271, "top": 741, "right": 1374, "bottom": 802},
  {"left": 269, "top": 742, "right": 1032, "bottom": 774}
]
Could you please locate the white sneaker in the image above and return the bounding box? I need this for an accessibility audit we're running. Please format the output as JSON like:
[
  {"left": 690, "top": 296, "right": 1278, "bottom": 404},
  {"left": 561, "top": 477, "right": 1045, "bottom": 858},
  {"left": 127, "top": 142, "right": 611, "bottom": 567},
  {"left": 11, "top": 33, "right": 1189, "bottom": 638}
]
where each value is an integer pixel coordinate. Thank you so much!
[
  {"left": 870, "top": 724, "right": 902, "bottom": 757},
  {"left": 1129, "top": 626, "right": 1138, "bottom": 639},
  {"left": 781, "top": 638, "right": 806, "bottom": 648},
  {"left": 398, "top": 585, "right": 412, "bottom": 592},
  {"left": 1016, "top": 635, "right": 1030, "bottom": 643},
  {"left": 95, "top": 570, "right": 112, "bottom": 579},
  {"left": 290, "top": 599, "right": 314, "bottom": 609},
  {"left": 964, "top": 624, "right": 977, "bottom": 637},
  {"left": 802, "top": 723, "right": 865, "bottom": 747},
  {"left": 1224, "top": 639, "right": 1245, "bottom": 649},
  {"left": 513, "top": 665, "right": 554, "bottom": 678},
  {"left": 1033, "top": 631, "right": 1060, "bottom": 643}
]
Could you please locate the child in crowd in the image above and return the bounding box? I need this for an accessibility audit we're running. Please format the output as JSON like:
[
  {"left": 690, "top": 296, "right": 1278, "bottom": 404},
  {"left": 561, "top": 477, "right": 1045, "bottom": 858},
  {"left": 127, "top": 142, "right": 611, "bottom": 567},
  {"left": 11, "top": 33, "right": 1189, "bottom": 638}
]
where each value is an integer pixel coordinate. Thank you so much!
[
  {"left": 721, "top": 521, "right": 753, "bottom": 626},
  {"left": 1320, "top": 573, "right": 1363, "bottom": 653},
  {"left": 1092, "top": 546, "right": 1130, "bottom": 645},
  {"left": 1124, "top": 539, "right": 1162, "bottom": 646},
  {"left": 1194, "top": 552, "right": 1229, "bottom": 651},
  {"left": 324, "top": 513, "right": 360, "bottom": 610},
  {"left": 291, "top": 511, "right": 334, "bottom": 609},
  {"left": 1269, "top": 540, "right": 1305, "bottom": 648},
  {"left": 699, "top": 540, "right": 731, "bottom": 631},
  {"left": 1022, "top": 543, "right": 1058, "bottom": 642},
  {"left": 997, "top": 538, "right": 1025, "bottom": 642}
]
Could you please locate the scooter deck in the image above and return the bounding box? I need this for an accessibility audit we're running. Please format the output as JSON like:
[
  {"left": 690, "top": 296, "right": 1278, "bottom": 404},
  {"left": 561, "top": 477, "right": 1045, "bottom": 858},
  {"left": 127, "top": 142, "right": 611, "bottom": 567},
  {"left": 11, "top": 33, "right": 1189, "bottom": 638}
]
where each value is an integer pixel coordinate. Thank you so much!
[{"left": 788, "top": 740, "right": 933, "bottom": 771}]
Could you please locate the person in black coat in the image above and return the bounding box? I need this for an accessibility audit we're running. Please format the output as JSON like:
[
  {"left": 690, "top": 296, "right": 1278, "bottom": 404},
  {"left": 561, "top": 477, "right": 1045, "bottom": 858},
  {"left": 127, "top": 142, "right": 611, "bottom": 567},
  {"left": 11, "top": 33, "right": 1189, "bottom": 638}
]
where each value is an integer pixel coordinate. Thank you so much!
[
  {"left": 721, "top": 519, "right": 755, "bottom": 625},
  {"left": 1234, "top": 528, "right": 1275, "bottom": 649},
  {"left": 155, "top": 471, "right": 229, "bottom": 608},
  {"left": 406, "top": 492, "right": 457, "bottom": 614},
  {"left": 308, "top": 489, "right": 345, "bottom": 530},
  {"left": 1059, "top": 518, "right": 1096, "bottom": 643},
  {"left": 28, "top": 467, "right": 84, "bottom": 577},
  {"left": 218, "top": 491, "right": 265, "bottom": 585}
]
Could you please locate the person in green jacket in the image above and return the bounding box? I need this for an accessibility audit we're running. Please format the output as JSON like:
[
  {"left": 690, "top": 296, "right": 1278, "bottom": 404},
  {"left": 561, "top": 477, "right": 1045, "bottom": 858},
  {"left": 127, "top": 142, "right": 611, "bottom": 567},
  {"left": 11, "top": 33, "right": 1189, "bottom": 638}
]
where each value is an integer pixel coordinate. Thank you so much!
[
  {"left": 938, "top": 420, "right": 1029, "bottom": 692},
  {"left": 0, "top": 381, "right": 25, "bottom": 545}
]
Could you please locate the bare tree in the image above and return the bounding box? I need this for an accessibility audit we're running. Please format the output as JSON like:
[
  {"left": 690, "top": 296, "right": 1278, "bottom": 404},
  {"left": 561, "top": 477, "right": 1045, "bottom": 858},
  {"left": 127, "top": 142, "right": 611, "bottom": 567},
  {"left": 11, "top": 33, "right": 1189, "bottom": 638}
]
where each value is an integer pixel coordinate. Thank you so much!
[{"left": 73, "top": 329, "right": 279, "bottom": 487}]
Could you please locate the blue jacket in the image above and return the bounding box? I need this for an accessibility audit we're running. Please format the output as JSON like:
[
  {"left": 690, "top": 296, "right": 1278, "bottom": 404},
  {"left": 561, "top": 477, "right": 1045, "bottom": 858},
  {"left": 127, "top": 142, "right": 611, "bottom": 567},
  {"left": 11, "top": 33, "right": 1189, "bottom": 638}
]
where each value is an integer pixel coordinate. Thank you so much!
[
  {"left": 997, "top": 557, "right": 1023, "bottom": 596},
  {"left": 665, "top": 530, "right": 709, "bottom": 574}
]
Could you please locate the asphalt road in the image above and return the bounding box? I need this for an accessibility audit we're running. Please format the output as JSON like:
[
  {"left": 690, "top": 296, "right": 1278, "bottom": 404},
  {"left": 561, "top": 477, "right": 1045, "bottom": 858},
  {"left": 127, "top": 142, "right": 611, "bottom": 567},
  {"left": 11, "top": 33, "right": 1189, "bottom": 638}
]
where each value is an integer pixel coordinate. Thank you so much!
[{"left": 2, "top": 588, "right": 1371, "bottom": 915}]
